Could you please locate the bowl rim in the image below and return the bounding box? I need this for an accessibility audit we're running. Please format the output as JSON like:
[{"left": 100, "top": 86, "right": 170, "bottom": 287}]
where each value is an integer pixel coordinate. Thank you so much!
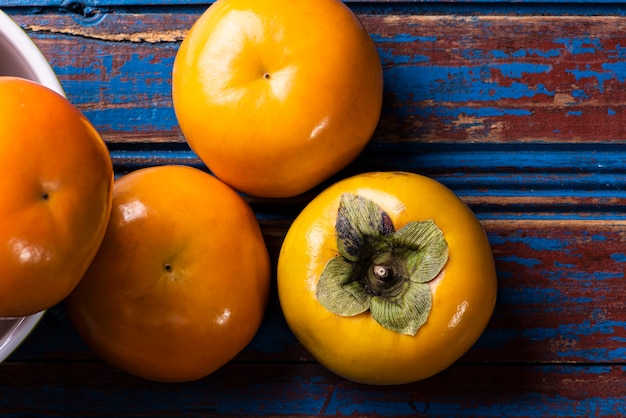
[
  {"left": 0, "top": 314, "right": 46, "bottom": 363},
  {"left": 0, "top": 9, "right": 64, "bottom": 96},
  {"left": 0, "top": 8, "right": 66, "bottom": 363}
]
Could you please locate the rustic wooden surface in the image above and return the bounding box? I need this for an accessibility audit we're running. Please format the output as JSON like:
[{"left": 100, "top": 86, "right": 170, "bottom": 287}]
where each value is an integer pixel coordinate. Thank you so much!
[{"left": 3, "top": 1, "right": 626, "bottom": 416}]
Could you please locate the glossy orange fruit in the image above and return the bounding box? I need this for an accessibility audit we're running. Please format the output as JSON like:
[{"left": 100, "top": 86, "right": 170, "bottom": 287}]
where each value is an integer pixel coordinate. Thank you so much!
[
  {"left": 0, "top": 76, "right": 113, "bottom": 317},
  {"left": 66, "top": 165, "right": 271, "bottom": 382},
  {"left": 172, "top": 0, "right": 383, "bottom": 198},
  {"left": 278, "top": 172, "right": 497, "bottom": 385}
]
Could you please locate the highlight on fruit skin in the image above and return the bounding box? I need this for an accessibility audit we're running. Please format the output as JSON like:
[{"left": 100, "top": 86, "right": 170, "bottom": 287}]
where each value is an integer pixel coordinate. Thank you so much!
[{"left": 172, "top": 0, "right": 384, "bottom": 198}]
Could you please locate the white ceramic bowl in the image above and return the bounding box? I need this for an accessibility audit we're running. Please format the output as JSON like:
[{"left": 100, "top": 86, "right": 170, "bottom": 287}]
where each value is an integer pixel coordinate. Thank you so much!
[{"left": 0, "top": 9, "right": 65, "bottom": 363}]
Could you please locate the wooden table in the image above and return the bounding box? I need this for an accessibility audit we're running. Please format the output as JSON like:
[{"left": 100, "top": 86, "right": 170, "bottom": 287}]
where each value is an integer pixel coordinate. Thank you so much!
[{"left": 2, "top": 1, "right": 626, "bottom": 416}]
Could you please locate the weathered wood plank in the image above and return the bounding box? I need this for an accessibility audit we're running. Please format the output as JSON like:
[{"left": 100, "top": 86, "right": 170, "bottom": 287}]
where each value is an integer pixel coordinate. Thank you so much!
[
  {"left": 479, "top": 220, "right": 626, "bottom": 364},
  {"left": 371, "top": 15, "right": 626, "bottom": 144},
  {"left": 1, "top": 361, "right": 626, "bottom": 417},
  {"left": 105, "top": 143, "right": 626, "bottom": 220},
  {"left": 8, "top": 14, "right": 626, "bottom": 145}
]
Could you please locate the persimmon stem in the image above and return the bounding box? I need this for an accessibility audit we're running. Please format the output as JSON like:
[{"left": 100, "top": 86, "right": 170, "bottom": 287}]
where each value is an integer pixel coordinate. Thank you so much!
[
  {"left": 373, "top": 264, "right": 393, "bottom": 282},
  {"left": 365, "top": 261, "right": 400, "bottom": 297}
]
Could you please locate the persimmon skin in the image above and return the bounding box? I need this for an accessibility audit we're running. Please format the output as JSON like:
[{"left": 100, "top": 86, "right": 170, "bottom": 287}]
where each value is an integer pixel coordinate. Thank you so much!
[
  {"left": 0, "top": 77, "right": 113, "bottom": 317},
  {"left": 277, "top": 172, "right": 497, "bottom": 385},
  {"left": 65, "top": 165, "right": 271, "bottom": 382},
  {"left": 172, "top": 0, "right": 383, "bottom": 198}
]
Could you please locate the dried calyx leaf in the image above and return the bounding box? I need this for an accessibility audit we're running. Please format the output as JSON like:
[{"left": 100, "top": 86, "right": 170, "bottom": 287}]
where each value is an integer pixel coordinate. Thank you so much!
[{"left": 316, "top": 193, "right": 448, "bottom": 336}]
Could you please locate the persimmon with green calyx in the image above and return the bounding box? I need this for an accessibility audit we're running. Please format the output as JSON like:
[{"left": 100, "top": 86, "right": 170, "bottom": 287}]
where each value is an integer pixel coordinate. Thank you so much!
[{"left": 277, "top": 172, "right": 497, "bottom": 385}]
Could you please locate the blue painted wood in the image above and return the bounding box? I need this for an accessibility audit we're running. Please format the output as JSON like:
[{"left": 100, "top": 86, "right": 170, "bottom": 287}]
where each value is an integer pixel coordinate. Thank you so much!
[
  {"left": 108, "top": 143, "right": 626, "bottom": 219},
  {"left": 2, "top": 361, "right": 626, "bottom": 416}
]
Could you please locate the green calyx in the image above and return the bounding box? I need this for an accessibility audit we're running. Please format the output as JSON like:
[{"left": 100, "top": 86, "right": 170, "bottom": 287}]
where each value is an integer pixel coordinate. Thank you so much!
[{"left": 315, "top": 193, "right": 449, "bottom": 336}]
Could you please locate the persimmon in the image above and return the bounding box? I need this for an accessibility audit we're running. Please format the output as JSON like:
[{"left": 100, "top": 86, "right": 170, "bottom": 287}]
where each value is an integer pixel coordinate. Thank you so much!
[
  {"left": 0, "top": 77, "right": 113, "bottom": 317},
  {"left": 277, "top": 172, "right": 497, "bottom": 385},
  {"left": 172, "top": 0, "right": 383, "bottom": 198},
  {"left": 66, "top": 165, "right": 271, "bottom": 382}
]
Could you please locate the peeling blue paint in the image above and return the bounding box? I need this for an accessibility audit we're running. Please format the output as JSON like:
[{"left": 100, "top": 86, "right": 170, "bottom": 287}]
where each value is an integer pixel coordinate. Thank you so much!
[
  {"left": 591, "top": 234, "right": 608, "bottom": 242},
  {"left": 385, "top": 64, "right": 555, "bottom": 105},
  {"left": 601, "top": 61, "right": 626, "bottom": 83},
  {"left": 83, "top": 107, "right": 179, "bottom": 132},
  {"left": 608, "top": 43, "right": 626, "bottom": 59},
  {"left": 437, "top": 106, "right": 533, "bottom": 117},
  {"left": 557, "top": 37, "right": 603, "bottom": 55},
  {"left": 567, "top": 65, "right": 615, "bottom": 93},
  {"left": 374, "top": 34, "right": 436, "bottom": 64},
  {"left": 503, "top": 234, "right": 570, "bottom": 252},
  {"left": 487, "top": 47, "right": 559, "bottom": 59},
  {"left": 490, "top": 50, "right": 510, "bottom": 59},
  {"left": 572, "top": 89, "right": 590, "bottom": 99},
  {"left": 495, "top": 63, "right": 552, "bottom": 79},
  {"left": 498, "top": 255, "right": 543, "bottom": 268},
  {"left": 526, "top": 319, "right": 625, "bottom": 343},
  {"left": 373, "top": 33, "right": 437, "bottom": 44},
  {"left": 610, "top": 253, "right": 626, "bottom": 263},
  {"left": 568, "top": 270, "right": 625, "bottom": 281},
  {"left": 378, "top": 49, "right": 427, "bottom": 64},
  {"left": 557, "top": 347, "right": 626, "bottom": 362}
]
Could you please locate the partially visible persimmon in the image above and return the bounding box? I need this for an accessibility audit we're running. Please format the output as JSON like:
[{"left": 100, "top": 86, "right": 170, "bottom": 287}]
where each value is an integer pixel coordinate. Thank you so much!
[
  {"left": 172, "top": 0, "right": 383, "bottom": 198},
  {"left": 65, "top": 165, "right": 271, "bottom": 382},
  {"left": 0, "top": 76, "right": 113, "bottom": 317}
]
